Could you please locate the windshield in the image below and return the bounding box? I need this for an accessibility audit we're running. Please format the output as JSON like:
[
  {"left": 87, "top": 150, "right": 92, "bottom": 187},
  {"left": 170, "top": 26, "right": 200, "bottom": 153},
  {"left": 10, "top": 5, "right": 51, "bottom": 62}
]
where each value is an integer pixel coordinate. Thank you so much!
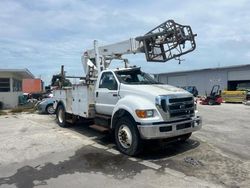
[{"left": 115, "top": 68, "right": 160, "bottom": 85}]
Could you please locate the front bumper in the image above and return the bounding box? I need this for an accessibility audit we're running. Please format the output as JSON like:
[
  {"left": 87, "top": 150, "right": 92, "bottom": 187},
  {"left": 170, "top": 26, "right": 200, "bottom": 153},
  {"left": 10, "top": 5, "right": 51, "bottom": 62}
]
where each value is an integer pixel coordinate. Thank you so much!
[{"left": 137, "top": 116, "right": 202, "bottom": 139}]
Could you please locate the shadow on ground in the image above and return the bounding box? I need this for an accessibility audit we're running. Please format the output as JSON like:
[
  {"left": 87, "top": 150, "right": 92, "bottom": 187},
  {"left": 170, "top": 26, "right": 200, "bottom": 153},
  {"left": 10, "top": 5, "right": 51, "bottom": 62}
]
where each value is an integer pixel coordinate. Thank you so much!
[
  {"left": 0, "top": 146, "right": 147, "bottom": 188},
  {"left": 69, "top": 121, "right": 200, "bottom": 160},
  {"left": 0, "top": 120, "right": 200, "bottom": 188}
]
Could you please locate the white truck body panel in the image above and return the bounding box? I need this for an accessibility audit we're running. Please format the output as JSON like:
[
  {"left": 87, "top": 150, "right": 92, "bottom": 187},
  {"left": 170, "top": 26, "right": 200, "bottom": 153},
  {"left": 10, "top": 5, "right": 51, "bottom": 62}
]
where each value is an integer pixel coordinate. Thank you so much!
[
  {"left": 53, "top": 85, "right": 95, "bottom": 118},
  {"left": 112, "top": 82, "right": 194, "bottom": 125}
]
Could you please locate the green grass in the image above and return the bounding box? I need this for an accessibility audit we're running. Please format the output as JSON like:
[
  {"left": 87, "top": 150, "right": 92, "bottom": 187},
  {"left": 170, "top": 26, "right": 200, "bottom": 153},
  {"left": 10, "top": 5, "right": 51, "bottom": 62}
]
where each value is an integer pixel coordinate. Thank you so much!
[
  {"left": 10, "top": 107, "right": 24, "bottom": 113},
  {"left": 10, "top": 105, "right": 36, "bottom": 114}
]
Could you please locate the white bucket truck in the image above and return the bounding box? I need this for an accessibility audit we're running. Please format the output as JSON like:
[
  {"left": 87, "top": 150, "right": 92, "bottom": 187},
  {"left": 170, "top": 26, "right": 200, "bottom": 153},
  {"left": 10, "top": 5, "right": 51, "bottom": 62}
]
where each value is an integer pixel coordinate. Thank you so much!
[{"left": 53, "top": 20, "right": 202, "bottom": 156}]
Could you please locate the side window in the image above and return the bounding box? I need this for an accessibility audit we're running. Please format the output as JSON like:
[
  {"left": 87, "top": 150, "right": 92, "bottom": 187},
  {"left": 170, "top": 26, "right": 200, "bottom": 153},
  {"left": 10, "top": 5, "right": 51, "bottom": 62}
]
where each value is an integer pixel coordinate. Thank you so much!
[{"left": 99, "top": 72, "right": 118, "bottom": 90}]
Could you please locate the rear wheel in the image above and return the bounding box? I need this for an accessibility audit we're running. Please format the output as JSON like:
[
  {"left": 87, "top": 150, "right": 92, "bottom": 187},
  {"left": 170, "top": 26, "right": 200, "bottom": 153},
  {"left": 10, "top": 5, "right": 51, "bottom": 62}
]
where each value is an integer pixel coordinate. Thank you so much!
[
  {"left": 115, "top": 117, "right": 142, "bottom": 156},
  {"left": 46, "top": 104, "right": 55, "bottom": 114},
  {"left": 56, "top": 105, "right": 69, "bottom": 128}
]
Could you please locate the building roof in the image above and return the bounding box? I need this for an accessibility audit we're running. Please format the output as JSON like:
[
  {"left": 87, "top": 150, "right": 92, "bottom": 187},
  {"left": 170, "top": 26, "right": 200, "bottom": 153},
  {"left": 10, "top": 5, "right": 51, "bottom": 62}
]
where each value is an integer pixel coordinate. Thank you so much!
[
  {"left": 156, "top": 64, "right": 250, "bottom": 75},
  {"left": 0, "top": 69, "right": 34, "bottom": 79}
]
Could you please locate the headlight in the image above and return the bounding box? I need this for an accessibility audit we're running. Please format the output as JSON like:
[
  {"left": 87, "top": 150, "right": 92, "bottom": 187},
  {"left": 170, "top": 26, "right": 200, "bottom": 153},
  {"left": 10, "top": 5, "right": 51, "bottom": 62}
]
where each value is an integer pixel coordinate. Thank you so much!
[{"left": 135, "top": 109, "right": 154, "bottom": 118}]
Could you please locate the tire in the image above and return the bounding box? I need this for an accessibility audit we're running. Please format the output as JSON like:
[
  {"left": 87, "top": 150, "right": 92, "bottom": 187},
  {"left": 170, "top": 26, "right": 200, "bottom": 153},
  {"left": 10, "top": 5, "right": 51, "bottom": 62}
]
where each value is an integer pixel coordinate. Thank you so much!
[
  {"left": 114, "top": 116, "right": 142, "bottom": 156},
  {"left": 208, "top": 99, "right": 214, "bottom": 105},
  {"left": 56, "top": 105, "right": 69, "bottom": 128},
  {"left": 46, "top": 104, "right": 55, "bottom": 114}
]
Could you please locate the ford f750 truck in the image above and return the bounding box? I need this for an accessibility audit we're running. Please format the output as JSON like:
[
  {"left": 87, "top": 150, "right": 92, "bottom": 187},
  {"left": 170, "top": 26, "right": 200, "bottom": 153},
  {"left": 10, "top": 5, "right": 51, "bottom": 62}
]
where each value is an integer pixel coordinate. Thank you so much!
[{"left": 53, "top": 20, "right": 202, "bottom": 156}]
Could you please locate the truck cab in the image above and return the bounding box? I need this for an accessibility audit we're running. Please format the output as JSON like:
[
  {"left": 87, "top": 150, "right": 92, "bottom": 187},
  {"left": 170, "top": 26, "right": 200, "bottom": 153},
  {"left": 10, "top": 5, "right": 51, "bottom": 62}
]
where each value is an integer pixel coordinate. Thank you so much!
[{"left": 97, "top": 67, "right": 201, "bottom": 132}]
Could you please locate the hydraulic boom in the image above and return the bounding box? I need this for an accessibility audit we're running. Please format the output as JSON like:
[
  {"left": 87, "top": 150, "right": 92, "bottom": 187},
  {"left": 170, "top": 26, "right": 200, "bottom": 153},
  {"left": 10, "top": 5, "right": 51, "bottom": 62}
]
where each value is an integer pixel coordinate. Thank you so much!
[{"left": 82, "top": 20, "right": 196, "bottom": 78}]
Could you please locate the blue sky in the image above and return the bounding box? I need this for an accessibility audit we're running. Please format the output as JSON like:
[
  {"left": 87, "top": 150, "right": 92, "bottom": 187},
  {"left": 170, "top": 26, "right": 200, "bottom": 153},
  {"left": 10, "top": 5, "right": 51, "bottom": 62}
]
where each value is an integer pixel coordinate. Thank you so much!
[{"left": 0, "top": 0, "right": 250, "bottom": 85}]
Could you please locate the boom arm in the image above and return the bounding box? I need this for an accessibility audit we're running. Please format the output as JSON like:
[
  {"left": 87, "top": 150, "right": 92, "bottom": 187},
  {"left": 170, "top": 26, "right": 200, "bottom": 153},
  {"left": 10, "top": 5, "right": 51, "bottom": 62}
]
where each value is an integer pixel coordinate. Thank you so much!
[{"left": 82, "top": 20, "right": 196, "bottom": 78}]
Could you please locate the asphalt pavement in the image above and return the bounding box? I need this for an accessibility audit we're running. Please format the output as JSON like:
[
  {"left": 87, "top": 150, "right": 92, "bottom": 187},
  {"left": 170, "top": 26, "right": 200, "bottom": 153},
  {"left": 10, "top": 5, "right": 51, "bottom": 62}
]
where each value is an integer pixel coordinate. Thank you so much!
[{"left": 0, "top": 103, "right": 249, "bottom": 188}]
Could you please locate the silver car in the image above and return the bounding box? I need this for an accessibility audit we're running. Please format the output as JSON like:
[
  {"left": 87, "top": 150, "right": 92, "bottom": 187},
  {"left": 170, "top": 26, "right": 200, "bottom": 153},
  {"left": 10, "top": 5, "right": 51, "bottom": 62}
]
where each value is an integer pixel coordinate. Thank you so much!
[{"left": 37, "top": 98, "right": 55, "bottom": 114}]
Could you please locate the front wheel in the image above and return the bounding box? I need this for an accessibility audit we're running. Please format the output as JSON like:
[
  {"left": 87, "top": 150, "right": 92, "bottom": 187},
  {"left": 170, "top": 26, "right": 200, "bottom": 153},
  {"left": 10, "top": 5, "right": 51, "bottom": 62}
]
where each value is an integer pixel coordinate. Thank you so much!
[
  {"left": 56, "top": 105, "right": 69, "bottom": 128},
  {"left": 115, "top": 117, "right": 142, "bottom": 156}
]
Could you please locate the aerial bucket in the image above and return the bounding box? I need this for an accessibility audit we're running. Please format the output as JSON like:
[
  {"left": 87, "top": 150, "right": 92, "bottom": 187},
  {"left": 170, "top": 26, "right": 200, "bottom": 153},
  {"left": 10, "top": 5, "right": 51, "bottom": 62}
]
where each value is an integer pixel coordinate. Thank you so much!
[{"left": 135, "top": 20, "right": 197, "bottom": 62}]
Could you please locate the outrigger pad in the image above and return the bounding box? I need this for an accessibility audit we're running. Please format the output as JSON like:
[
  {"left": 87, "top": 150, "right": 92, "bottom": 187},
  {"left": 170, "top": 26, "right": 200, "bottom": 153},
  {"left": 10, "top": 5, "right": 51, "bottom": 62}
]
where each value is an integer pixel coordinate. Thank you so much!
[{"left": 135, "top": 20, "right": 197, "bottom": 62}]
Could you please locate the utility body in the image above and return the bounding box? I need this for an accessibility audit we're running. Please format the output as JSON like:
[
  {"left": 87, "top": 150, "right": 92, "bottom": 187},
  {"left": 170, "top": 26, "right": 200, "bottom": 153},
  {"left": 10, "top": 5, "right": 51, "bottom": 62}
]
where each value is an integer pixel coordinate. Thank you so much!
[{"left": 53, "top": 20, "right": 202, "bottom": 156}]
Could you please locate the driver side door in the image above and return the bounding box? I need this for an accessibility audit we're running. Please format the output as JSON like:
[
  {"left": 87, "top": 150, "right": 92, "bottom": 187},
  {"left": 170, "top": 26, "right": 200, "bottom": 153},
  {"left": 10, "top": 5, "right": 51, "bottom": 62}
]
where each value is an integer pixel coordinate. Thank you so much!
[{"left": 95, "top": 72, "right": 119, "bottom": 115}]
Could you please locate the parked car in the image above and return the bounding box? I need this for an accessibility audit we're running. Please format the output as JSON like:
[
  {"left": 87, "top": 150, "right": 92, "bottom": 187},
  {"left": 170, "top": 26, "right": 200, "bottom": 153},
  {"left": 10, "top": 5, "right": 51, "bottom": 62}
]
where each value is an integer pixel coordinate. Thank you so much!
[
  {"left": 181, "top": 86, "right": 199, "bottom": 97},
  {"left": 37, "top": 98, "right": 55, "bottom": 114}
]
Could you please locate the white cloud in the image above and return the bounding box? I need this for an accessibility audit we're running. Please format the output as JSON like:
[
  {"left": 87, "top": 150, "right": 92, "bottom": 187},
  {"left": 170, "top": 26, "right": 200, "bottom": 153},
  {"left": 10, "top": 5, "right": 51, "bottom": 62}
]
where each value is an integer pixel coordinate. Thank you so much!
[{"left": 0, "top": 0, "right": 250, "bottom": 85}]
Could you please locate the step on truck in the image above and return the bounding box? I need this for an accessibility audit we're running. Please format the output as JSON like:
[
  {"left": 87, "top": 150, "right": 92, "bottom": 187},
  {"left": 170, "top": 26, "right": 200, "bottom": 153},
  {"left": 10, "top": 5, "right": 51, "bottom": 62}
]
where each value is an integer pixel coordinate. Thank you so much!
[{"left": 53, "top": 20, "right": 202, "bottom": 156}]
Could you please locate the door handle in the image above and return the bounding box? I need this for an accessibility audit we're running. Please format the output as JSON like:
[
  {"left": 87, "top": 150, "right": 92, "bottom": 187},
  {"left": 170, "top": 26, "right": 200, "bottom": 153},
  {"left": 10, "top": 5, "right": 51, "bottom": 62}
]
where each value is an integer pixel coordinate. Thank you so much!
[
  {"left": 108, "top": 91, "right": 118, "bottom": 97},
  {"left": 96, "top": 92, "right": 99, "bottom": 97}
]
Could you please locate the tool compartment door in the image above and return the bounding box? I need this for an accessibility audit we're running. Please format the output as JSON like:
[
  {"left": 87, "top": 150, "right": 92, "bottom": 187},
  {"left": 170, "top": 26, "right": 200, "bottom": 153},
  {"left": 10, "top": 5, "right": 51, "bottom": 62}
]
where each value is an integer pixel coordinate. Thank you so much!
[{"left": 72, "top": 85, "right": 89, "bottom": 117}]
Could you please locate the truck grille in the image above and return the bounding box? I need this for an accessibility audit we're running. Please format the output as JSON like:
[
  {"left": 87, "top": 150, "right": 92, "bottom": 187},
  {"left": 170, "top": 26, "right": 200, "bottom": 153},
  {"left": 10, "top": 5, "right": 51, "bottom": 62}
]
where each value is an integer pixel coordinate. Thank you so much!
[
  {"left": 169, "top": 97, "right": 193, "bottom": 103},
  {"left": 161, "top": 96, "right": 194, "bottom": 118},
  {"left": 169, "top": 97, "right": 194, "bottom": 118}
]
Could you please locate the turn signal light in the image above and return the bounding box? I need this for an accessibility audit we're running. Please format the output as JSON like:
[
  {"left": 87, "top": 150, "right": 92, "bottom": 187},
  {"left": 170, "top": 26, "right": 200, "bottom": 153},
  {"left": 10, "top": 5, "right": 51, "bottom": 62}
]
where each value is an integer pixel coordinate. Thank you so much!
[{"left": 135, "top": 110, "right": 154, "bottom": 118}]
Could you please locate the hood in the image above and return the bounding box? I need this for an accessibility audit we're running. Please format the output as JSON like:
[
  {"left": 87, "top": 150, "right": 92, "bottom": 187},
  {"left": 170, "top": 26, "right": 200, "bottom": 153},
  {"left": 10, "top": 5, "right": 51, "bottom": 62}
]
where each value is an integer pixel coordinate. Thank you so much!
[{"left": 120, "top": 84, "right": 192, "bottom": 98}]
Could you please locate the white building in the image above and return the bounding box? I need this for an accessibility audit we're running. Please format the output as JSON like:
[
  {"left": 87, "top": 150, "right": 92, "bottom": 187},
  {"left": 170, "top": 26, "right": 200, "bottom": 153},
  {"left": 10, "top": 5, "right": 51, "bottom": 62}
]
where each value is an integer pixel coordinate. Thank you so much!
[
  {"left": 0, "top": 69, "right": 34, "bottom": 109},
  {"left": 155, "top": 64, "right": 250, "bottom": 95}
]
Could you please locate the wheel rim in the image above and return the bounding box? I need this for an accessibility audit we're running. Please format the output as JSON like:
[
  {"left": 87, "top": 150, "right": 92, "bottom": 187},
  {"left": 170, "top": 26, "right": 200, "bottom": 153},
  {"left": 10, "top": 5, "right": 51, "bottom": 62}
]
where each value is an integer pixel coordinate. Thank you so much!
[
  {"left": 47, "top": 106, "right": 55, "bottom": 114},
  {"left": 58, "top": 108, "right": 64, "bottom": 123},
  {"left": 118, "top": 124, "right": 132, "bottom": 149}
]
